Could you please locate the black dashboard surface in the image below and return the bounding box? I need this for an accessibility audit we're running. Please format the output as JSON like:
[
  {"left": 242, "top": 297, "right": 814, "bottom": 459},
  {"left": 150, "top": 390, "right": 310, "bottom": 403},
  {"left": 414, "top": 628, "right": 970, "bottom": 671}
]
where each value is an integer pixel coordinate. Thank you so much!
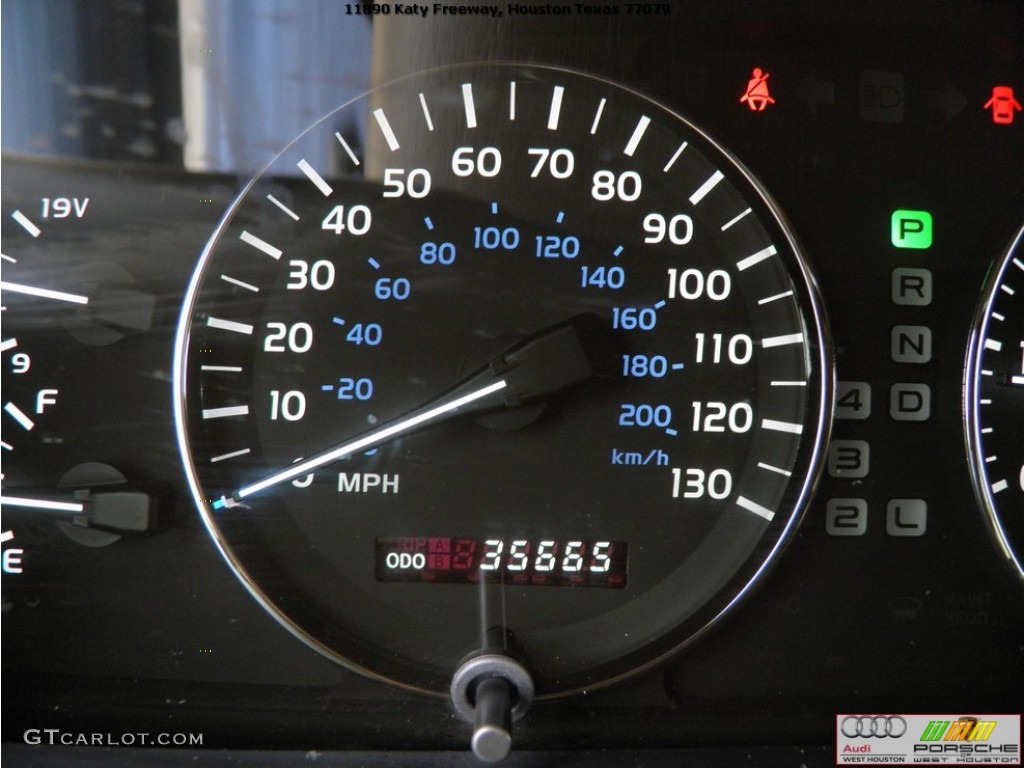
[{"left": 2, "top": 1, "right": 1022, "bottom": 765}]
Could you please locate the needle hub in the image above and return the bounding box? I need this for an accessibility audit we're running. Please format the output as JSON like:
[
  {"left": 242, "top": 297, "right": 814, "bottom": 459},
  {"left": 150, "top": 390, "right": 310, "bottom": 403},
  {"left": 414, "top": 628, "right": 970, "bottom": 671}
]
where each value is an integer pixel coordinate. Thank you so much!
[{"left": 450, "top": 652, "right": 534, "bottom": 763}]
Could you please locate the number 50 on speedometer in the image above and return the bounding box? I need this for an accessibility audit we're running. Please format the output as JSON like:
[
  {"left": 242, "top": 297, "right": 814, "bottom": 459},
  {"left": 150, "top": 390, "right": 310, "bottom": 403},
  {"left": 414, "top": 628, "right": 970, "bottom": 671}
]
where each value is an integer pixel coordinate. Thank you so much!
[{"left": 174, "top": 64, "right": 833, "bottom": 697}]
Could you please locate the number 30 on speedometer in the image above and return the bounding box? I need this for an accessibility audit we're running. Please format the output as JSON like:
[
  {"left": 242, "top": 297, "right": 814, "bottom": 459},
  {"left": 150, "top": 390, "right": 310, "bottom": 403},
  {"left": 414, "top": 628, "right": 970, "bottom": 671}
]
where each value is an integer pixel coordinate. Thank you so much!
[{"left": 174, "top": 64, "right": 833, "bottom": 697}]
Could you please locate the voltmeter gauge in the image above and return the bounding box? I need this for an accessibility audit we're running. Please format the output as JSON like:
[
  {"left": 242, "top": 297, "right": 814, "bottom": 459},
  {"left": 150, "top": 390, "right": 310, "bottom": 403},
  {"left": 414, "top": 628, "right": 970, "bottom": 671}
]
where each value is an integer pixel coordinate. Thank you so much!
[
  {"left": 174, "top": 64, "right": 832, "bottom": 699},
  {"left": 966, "top": 224, "right": 1024, "bottom": 581}
]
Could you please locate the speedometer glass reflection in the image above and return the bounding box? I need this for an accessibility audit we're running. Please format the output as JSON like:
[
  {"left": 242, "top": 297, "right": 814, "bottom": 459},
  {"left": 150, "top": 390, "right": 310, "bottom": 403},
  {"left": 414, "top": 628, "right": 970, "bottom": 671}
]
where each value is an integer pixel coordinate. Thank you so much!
[{"left": 174, "top": 64, "right": 831, "bottom": 696}]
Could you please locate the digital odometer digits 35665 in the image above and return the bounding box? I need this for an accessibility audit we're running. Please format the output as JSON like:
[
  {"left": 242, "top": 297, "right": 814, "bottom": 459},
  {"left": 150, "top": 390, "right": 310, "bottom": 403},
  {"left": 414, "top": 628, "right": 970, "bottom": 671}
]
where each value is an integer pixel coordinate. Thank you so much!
[{"left": 174, "top": 65, "right": 832, "bottom": 696}]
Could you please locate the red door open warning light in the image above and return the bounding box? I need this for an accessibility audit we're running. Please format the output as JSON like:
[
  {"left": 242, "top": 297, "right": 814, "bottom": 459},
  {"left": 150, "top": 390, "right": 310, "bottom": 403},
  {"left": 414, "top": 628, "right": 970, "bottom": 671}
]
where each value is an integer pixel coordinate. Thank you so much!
[
  {"left": 741, "top": 68, "right": 776, "bottom": 111},
  {"left": 984, "top": 86, "right": 1021, "bottom": 125}
]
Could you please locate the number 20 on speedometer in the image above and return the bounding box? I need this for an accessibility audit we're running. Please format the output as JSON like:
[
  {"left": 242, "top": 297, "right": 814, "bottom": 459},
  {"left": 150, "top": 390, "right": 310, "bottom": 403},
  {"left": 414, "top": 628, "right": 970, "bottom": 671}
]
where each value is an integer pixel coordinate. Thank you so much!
[{"left": 174, "top": 64, "right": 832, "bottom": 697}]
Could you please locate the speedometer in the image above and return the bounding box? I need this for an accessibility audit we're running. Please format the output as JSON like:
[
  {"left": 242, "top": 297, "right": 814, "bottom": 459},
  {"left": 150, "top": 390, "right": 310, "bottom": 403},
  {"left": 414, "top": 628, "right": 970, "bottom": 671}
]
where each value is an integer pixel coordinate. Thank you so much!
[{"left": 173, "top": 64, "right": 831, "bottom": 706}]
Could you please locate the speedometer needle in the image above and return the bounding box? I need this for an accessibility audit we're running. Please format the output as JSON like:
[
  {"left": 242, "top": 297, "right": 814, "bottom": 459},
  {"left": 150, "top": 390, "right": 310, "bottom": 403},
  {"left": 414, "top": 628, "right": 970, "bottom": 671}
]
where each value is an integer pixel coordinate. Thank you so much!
[
  {"left": 213, "top": 315, "right": 610, "bottom": 509},
  {"left": 0, "top": 495, "right": 85, "bottom": 513},
  {"left": 0, "top": 279, "right": 90, "bottom": 305},
  {"left": 217, "top": 379, "right": 509, "bottom": 508}
]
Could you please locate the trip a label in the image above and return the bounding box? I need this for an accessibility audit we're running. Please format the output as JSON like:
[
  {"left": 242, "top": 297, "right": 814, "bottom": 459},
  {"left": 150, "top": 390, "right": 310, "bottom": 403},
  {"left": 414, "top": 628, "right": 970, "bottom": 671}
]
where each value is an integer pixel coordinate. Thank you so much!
[{"left": 836, "top": 714, "right": 1021, "bottom": 765}]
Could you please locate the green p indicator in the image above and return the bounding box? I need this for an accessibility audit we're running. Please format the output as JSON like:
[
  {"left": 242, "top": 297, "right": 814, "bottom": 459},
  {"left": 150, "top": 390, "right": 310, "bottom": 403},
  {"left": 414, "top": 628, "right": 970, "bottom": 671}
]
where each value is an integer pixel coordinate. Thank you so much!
[{"left": 891, "top": 209, "right": 933, "bottom": 249}]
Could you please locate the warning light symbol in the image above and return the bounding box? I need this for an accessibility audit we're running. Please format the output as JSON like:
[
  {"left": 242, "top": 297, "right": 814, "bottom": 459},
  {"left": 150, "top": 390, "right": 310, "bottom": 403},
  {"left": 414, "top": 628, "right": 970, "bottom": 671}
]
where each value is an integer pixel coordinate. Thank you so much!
[
  {"left": 984, "top": 86, "right": 1021, "bottom": 125},
  {"left": 741, "top": 68, "right": 776, "bottom": 111}
]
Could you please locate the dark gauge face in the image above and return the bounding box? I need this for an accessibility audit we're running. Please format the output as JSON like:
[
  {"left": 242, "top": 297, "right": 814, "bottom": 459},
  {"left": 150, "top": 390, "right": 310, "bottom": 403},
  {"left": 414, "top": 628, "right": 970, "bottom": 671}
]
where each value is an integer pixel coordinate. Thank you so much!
[
  {"left": 174, "top": 64, "right": 832, "bottom": 696},
  {"left": 966, "top": 224, "right": 1024, "bottom": 581}
]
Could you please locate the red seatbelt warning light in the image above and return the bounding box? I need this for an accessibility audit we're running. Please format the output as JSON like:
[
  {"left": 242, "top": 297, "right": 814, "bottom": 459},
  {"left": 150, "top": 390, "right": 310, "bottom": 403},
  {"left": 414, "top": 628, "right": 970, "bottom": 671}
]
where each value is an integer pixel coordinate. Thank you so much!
[
  {"left": 741, "top": 68, "right": 776, "bottom": 111},
  {"left": 984, "top": 86, "right": 1021, "bottom": 125}
]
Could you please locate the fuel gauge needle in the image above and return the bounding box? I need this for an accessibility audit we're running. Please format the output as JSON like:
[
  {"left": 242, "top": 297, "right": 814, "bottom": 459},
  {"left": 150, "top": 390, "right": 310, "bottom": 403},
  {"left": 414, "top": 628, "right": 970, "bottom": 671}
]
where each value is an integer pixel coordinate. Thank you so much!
[
  {"left": 214, "top": 315, "right": 610, "bottom": 509},
  {"left": 0, "top": 279, "right": 90, "bottom": 305}
]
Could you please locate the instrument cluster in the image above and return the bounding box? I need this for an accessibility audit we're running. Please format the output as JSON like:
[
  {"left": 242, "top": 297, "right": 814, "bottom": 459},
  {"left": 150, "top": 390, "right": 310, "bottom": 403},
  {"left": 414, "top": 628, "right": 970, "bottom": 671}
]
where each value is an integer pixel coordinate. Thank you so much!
[{"left": 2, "top": 1, "right": 1021, "bottom": 764}]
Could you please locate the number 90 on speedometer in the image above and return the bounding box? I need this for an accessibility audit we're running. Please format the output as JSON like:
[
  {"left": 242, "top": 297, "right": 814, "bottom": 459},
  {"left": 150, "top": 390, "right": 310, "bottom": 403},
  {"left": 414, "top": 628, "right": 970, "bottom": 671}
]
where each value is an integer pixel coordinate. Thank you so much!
[{"left": 174, "top": 64, "right": 832, "bottom": 697}]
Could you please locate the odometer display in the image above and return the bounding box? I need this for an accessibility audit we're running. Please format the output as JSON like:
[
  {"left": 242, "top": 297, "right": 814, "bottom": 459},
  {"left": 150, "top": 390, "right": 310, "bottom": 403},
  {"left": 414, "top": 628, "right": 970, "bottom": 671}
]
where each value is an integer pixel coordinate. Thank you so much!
[
  {"left": 174, "top": 64, "right": 831, "bottom": 696},
  {"left": 375, "top": 536, "right": 628, "bottom": 588}
]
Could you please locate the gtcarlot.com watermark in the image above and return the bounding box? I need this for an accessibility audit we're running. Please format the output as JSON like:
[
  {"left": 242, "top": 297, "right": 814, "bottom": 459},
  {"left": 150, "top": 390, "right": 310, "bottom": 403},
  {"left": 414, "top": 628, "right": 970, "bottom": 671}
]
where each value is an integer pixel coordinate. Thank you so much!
[{"left": 24, "top": 729, "right": 203, "bottom": 747}]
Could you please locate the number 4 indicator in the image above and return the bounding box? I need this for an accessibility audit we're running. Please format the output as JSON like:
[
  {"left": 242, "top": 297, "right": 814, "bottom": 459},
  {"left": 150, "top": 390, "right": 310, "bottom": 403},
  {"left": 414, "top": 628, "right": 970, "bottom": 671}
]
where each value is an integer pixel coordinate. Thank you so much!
[{"left": 835, "top": 381, "right": 872, "bottom": 420}]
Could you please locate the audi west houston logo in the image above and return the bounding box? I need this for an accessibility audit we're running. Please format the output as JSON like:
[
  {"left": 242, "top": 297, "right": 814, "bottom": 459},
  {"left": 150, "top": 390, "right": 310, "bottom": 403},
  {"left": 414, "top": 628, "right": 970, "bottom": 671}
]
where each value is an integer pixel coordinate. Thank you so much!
[
  {"left": 841, "top": 716, "right": 909, "bottom": 739},
  {"left": 836, "top": 713, "right": 1020, "bottom": 765}
]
